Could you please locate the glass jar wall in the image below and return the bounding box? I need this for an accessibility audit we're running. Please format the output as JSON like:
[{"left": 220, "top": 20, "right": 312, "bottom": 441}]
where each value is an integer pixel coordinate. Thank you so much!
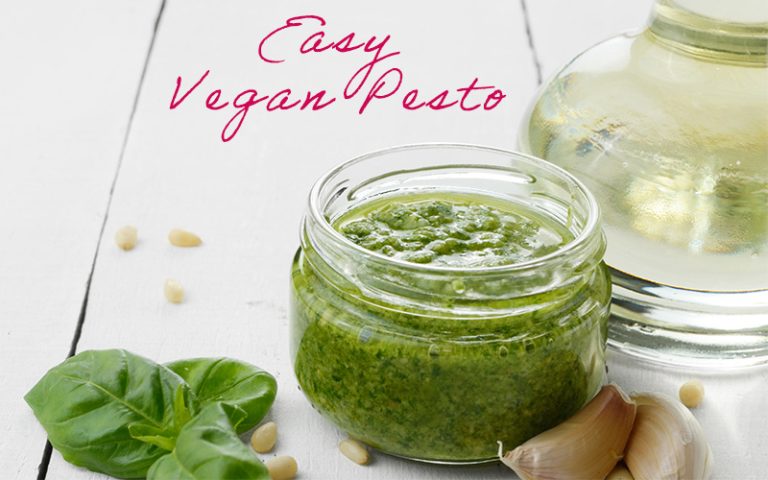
[{"left": 289, "top": 145, "right": 611, "bottom": 463}]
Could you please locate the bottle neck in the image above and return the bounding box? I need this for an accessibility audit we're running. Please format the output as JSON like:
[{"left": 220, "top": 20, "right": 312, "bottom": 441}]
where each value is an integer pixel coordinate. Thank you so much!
[{"left": 648, "top": 0, "right": 768, "bottom": 65}]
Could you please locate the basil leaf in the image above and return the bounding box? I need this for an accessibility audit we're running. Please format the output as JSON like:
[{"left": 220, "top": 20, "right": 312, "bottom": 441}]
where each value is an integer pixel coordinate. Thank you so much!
[
  {"left": 166, "top": 357, "right": 277, "bottom": 433},
  {"left": 25, "top": 349, "right": 196, "bottom": 478},
  {"left": 128, "top": 383, "right": 197, "bottom": 451},
  {"left": 128, "top": 424, "right": 176, "bottom": 451},
  {"left": 171, "top": 382, "right": 196, "bottom": 431},
  {"left": 147, "top": 403, "right": 270, "bottom": 480}
]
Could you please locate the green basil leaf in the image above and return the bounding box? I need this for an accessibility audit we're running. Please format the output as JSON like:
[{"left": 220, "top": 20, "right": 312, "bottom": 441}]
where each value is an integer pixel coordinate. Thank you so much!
[
  {"left": 147, "top": 403, "right": 270, "bottom": 480},
  {"left": 172, "top": 383, "right": 195, "bottom": 432},
  {"left": 128, "top": 424, "right": 176, "bottom": 452},
  {"left": 24, "top": 349, "right": 196, "bottom": 478},
  {"left": 166, "top": 357, "right": 277, "bottom": 433},
  {"left": 128, "top": 383, "right": 197, "bottom": 452}
]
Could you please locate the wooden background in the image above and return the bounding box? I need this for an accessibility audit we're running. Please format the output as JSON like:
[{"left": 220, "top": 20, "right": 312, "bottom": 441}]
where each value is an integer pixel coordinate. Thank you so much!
[{"left": 1, "top": 0, "right": 766, "bottom": 478}]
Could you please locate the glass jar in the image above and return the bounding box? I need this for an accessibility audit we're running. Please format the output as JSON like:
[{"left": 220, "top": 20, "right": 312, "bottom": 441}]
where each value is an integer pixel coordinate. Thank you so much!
[
  {"left": 289, "top": 144, "right": 610, "bottom": 463},
  {"left": 520, "top": 0, "right": 768, "bottom": 365}
]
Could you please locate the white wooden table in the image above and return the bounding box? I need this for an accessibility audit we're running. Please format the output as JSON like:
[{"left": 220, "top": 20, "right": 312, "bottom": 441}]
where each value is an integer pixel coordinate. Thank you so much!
[{"left": 1, "top": 1, "right": 766, "bottom": 478}]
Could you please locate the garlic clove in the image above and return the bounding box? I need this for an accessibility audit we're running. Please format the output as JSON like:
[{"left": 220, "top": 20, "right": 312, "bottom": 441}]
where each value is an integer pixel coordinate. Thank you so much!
[
  {"left": 500, "top": 384, "right": 637, "bottom": 480},
  {"left": 625, "top": 393, "right": 713, "bottom": 480},
  {"left": 606, "top": 463, "right": 635, "bottom": 480}
]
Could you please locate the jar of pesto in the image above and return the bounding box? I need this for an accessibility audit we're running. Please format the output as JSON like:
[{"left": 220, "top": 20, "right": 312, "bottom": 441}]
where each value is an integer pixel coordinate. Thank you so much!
[{"left": 290, "top": 144, "right": 610, "bottom": 463}]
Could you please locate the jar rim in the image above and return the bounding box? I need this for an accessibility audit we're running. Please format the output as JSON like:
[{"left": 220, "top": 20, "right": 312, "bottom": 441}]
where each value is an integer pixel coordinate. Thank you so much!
[{"left": 307, "top": 143, "right": 603, "bottom": 275}]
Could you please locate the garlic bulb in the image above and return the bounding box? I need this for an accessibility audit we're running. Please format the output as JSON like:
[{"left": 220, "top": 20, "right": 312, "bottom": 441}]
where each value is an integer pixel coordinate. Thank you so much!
[
  {"left": 625, "top": 393, "right": 713, "bottom": 480},
  {"left": 500, "top": 384, "right": 637, "bottom": 480}
]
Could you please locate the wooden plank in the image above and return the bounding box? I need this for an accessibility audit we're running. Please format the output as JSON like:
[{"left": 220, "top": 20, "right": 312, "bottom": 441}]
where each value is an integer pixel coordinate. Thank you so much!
[
  {"left": 0, "top": 1, "right": 162, "bottom": 478},
  {"left": 525, "top": 0, "right": 656, "bottom": 79},
  {"left": 45, "top": 0, "right": 537, "bottom": 478}
]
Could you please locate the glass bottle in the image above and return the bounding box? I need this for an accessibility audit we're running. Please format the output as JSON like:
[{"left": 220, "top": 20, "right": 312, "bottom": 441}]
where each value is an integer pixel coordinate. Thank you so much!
[{"left": 520, "top": 0, "right": 768, "bottom": 365}]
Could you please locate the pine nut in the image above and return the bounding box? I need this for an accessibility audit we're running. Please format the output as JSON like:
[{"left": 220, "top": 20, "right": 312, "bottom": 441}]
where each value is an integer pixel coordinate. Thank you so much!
[
  {"left": 250, "top": 421, "right": 277, "bottom": 453},
  {"left": 164, "top": 279, "right": 184, "bottom": 304},
  {"left": 679, "top": 380, "right": 704, "bottom": 408},
  {"left": 168, "top": 228, "right": 202, "bottom": 247},
  {"left": 339, "top": 439, "right": 370, "bottom": 465},
  {"left": 265, "top": 455, "right": 297, "bottom": 480},
  {"left": 115, "top": 226, "right": 138, "bottom": 251}
]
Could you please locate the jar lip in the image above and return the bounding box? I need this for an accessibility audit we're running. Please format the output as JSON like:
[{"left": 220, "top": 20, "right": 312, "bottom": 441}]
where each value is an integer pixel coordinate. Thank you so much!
[{"left": 308, "top": 142, "right": 603, "bottom": 274}]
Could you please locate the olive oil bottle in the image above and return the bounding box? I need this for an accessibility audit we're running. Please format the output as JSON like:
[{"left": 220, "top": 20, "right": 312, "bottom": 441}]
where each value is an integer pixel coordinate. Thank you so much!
[{"left": 520, "top": 0, "right": 768, "bottom": 364}]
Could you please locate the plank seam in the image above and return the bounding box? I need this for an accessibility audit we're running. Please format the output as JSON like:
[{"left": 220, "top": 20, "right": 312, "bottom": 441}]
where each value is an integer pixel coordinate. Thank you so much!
[
  {"left": 34, "top": 1, "right": 167, "bottom": 478},
  {"left": 519, "top": 0, "right": 543, "bottom": 85}
]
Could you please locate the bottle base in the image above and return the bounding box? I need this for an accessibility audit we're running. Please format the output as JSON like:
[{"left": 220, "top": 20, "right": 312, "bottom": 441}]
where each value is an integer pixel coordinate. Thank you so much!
[{"left": 607, "top": 268, "right": 768, "bottom": 368}]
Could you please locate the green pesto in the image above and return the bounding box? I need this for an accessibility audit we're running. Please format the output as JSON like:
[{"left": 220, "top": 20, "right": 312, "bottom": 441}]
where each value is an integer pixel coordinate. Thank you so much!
[
  {"left": 336, "top": 194, "right": 568, "bottom": 267},
  {"left": 290, "top": 193, "right": 610, "bottom": 462}
]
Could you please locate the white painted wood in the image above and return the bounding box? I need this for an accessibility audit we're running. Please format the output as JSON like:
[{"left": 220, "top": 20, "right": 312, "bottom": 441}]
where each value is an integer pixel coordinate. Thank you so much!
[
  {"left": 0, "top": 1, "right": 161, "bottom": 478},
  {"left": 9, "top": 0, "right": 764, "bottom": 478},
  {"left": 45, "top": 0, "right": 536, "bottom": 478},
  {"left": 526, "top": 0, "right": 656, "bottom": 79}
]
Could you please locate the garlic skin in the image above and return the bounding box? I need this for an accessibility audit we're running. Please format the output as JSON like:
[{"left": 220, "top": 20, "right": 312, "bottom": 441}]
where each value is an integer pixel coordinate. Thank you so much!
[
  {"left": 606, "top": 463, "right": 635, "bottom": 480},
  {"left": 625, "top": 393, "right": 713, "bottom": 480},
  {"left": 500, "top": 384, "right": 637, "bottom": 480}
]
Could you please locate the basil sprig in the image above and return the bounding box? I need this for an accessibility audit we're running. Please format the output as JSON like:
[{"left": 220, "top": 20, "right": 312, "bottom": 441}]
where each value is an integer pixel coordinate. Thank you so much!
[
  {"left": 166, "top": 357, "right": 277, "bottom": 434},
  {"left": 147, "top": 403, "right": 270, "bottom": 479},
  {"left": 25, "top": 349, "right": 276, "bottom": 479}
]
